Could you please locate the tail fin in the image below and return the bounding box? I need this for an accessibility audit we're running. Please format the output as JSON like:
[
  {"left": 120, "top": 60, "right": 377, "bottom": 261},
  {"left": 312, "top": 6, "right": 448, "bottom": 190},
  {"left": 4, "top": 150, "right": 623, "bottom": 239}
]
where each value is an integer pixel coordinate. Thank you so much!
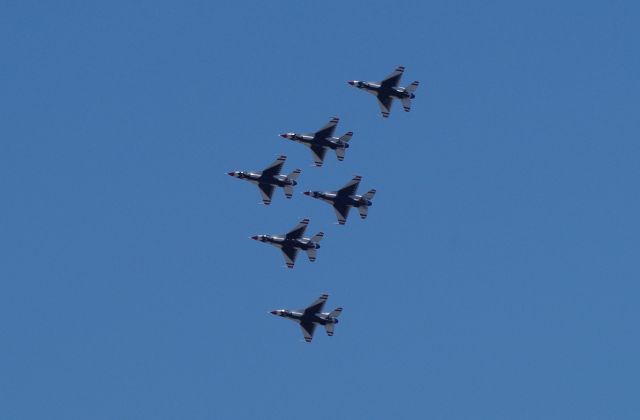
[
  {"left": 335, "top": 147, "right": 347, "bottom": 161},
  {"left": 406, "top": 81, "right": 419, "bottom": 94},
  {"left": 339, "top": 131, "right": 353, "bottom": 143},
  {"left": 310, "top": 231, "right": 324, "bottom": 243},
  {"left": 363, "top": 189, "right": 376, "bottom": 200}
]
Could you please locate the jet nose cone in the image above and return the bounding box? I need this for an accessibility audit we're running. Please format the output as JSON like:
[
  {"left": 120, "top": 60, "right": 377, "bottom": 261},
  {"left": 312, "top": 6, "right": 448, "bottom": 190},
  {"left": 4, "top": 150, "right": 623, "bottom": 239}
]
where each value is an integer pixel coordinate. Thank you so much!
[
  {"left": 303, "top": 191, "right": 311, "bottom": 196},
  {"left": 270, "top": 310, "right": 278, "bottom": 315},
  {"left": 251, "top": 235, "right": 259, "bottom": 240},
  {"left": 227, "top": 172, "right": 235, "bottom": 177},
  {"left": 279, "top": 133, "right": 288, "bottom": 139},
  {"left": 347, "top": 80, "right": 355, "bottom": 86}
]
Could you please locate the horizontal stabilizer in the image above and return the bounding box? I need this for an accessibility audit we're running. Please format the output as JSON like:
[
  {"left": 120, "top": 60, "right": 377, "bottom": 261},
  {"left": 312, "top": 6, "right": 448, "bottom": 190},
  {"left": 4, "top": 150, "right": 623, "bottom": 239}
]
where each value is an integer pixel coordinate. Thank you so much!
[
  {"left": 306, "top": 247, "right": 317, "bottom": 262},
  {"left": 325, "top": 323, "right": 335, "bottom": 336},
  {"left": 287, "top": 168, "right": 302, "bottom": 181},
  {"left": 406, "top": 80, "right": 419, "bottom": 94},
  {"left": 283, "top": 185, "right": 294, "bottom": 199},
  {"left": 328, "top": 307, "right": 343, "bottom": 318},
  {"left": 401, "top": 97, "right": 412, "bottom": 112},
  {"left": 339, "top": 131, "right": 353, "bottom": 143},
  {"left": 310, "top": 231, "right": 324, "bottom": 243}
]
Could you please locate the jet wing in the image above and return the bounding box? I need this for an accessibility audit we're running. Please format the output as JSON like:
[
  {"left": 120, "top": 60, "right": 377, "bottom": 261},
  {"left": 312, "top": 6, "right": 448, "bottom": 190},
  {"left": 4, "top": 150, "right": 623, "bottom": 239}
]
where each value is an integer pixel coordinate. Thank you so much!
[
  {"left": 376, "top": 94, "right": 393, "bottom": 118},
  {"left": 281, "top": 246, "right": 299, "bottom": 269},
  {"left": 299, "top": 322, "right": 316, "bottom": 343},
  {"left": 258, "top": 183, "right": 275, "bottom": 205},
  {"left": 313, "top": 117, "right": 339, "bottom": 139},
  {"left": 380, "top": 65, "right": 405, "bottom": 88},
  {"left": 333, "top": 203, "right": 352, "bottom": 225},
  {"left": 310, "top": 145, "right": 327, "bottom": 167},
  {"left": 285, "top": 218, "right": 309, "bottom": 240},
  {"left": 261, "top": 155, "right": 287, "bottom": 179},
  {"left": 303, "top": 293, "right": 329, "bottom": 316},
  {"left": 337, "top": 175, "right": 362, "bottom": 198}
]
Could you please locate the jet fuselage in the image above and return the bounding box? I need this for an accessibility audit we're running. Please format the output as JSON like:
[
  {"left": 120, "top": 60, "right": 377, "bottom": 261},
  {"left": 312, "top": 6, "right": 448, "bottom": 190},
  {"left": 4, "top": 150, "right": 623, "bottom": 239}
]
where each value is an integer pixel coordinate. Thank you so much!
[
  {"left": 306, "top": 191, "right": 372, "bottom": 209},
  {"left": 280, "top": 133, "right": 349, "bottom": 151},
  {"left": 349, "top": 81, "right": 415, "bottom": 99},
  {"left": 252, "top": 235, "right": 320, "bottom": 251},
  {"left": 229, "top": 171, "right": 297, "bottom": 188},
  {"left": 270, "top": 309, "right": 339, "bottom": 326}
]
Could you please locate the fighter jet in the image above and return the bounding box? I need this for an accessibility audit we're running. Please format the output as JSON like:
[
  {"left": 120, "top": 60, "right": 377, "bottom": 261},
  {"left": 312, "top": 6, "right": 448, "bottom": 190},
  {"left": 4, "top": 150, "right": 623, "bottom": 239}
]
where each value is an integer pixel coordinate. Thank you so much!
[
  {"left": 270, "top": 294, "right": 342, "bottom": 343},
  {"left": 280, "top": 117, "right": 353, "bottom": 167},
  {"left": 251, "top": 218, "right": 323, "bottom": 268},
  {"left": 348, "top": 65, "right": 419, "bottom": 118},
  {"left": 227, "top": 155, "right": 301, "bottom": 205},
  {"left": 304, "top": 175, "right": 376, "bottom": 225}
]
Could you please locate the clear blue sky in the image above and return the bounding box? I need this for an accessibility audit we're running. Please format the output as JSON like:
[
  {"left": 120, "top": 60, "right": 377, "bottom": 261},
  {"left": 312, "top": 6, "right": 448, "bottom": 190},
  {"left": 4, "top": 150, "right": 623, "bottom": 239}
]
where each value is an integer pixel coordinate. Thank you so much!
[{"left": 1, "top": 1, "right": 639, "bottom": 419}]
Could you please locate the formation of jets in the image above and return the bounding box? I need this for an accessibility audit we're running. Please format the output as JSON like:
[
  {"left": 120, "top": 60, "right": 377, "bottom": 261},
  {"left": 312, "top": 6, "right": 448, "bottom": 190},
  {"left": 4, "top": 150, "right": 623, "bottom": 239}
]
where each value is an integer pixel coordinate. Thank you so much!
[{"left": 228, "top": 66, "right": 419, "bottom": 342}]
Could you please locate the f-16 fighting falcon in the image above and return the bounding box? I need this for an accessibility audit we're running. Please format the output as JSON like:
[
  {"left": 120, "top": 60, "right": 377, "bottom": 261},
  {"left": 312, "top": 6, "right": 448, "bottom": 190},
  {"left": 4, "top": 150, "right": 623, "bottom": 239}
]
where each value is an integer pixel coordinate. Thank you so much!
[
  {"left": 348, "top": 65, "right": 419, "bottom": 118},
  {"left": 227, "top": 155, "right": 301, "bottom": 205},
  {"left": 251, "top": 218, "right": 324, "bottom": 268},
  {"left": 280, "top": 117, "right": 353, "bottom": 167},
  {"left": 270, "top": 294, "right": 342, "bottom": 343},
  {"left": 304, "top": 175, "right": 376, "bottom": 225}
]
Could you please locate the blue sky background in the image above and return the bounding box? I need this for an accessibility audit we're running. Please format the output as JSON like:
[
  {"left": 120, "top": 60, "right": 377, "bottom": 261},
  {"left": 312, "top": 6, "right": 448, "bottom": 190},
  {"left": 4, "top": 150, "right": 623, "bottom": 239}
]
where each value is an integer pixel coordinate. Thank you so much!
[{"left": 1, "top": 1, "right": 639, "bottom": 419}]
